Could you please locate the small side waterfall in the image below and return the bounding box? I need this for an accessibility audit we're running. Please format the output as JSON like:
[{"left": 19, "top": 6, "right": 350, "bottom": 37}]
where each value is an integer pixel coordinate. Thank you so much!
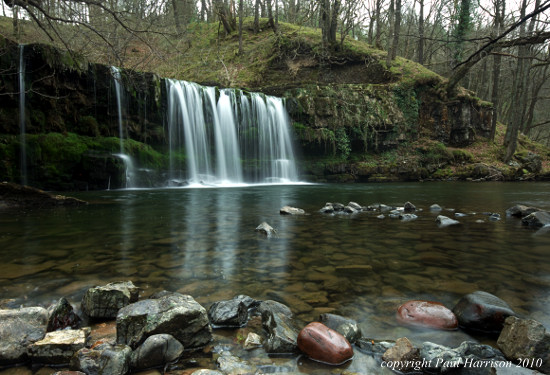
[
  {"left": 19, "top": 44, "right": 27, "bottom": 186},
  {"left": 166, "top": 79, "right": 299, "bottom": 186},
  {"left": 111, "top": 66, "right": 135, "bottom": 188}
]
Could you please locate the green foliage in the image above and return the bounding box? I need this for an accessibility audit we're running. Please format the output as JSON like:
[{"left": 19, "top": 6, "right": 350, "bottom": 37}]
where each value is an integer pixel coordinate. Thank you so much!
[
  {"left": 334, "top": 128, "right": 351, "bottom": 159},
  {"left": 393, "top": 84, "right": 420, "bottom": 132}
]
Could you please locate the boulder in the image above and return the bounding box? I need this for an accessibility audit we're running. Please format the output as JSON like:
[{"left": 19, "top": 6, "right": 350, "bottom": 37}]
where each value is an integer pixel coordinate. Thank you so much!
[
  {"left": 116, "top": 292, "right": 212, "bottom": 349},
  {"left": 208, "top": 298, "right": 248, "bottom": 327},
  {"left": 70, "top": 342, "right": 131, "bottom": 375},
  {"left": 130, "top": 334, "right": 184, "bottom": 370},
  {"left": 506, "top": 204, "right": 541, "bottom": 217},
  {"left": 382, "top": 337, "right": 420, "bottom": 372},
  {"left": 232, "top": 295, "right": 259, "bottom": 309},
  {"left": 430, "top": 204, "right": 443, "bottom": 212},
  {"left": 497, "top": 316, "right": 550, "bottom": 373},
  {"left": 319, "top": 313, "right": 362, "bottom": 344},
  {"left": 522, "top": 211, "right": 550, "bottom": 228},
  {"left": 47, "top": 297, "right": 81, "bottom": 332},
  {"left": 297, "top": 322, "right": 353, "bottom": 365},
  {"left": 255, "top": 222, "right": 276, "bottom": 237},
  {"left": 81, "top": 281, "right": 139, "bottom": 319},
  {"left": 404, "top": 201, "right": 416, "bottom": 212},
  {"left": 244, "top": 332, "right": 262, "bottom": 350},
  {"left": 452, "top": 291, "right": 516, "bottom": 334},
  {"left": 436, "top": 215, "right": 460, "bottom": 228},
  {"left": 397, "top": 300, "right": 458, "bottom": 330},
  {"left": 280, "top": 206, "right": 306, "bottom": 215},
  {"left": 347, "top": 202, "right": 362, "bottom": 211},
  {"left": 261, "top": 309, "right": 299, "bottom": 353},
  {"left": 332, "top": 203, "right": 345, "bottom": 211},
  {"left": 257, "top": 300, "right": 293, "bottom": 317},
  {"left": 320, "top": 203, "right": 335, "bottom": 214},
  {"left": 0, "top": 307, "right": 48, "bottom": 365},
  {"left": 344, "top": 205, "right": 358, "bottom": 213},
  {"left": 28, "top": 328, "right": 88, "bottom": 365}
]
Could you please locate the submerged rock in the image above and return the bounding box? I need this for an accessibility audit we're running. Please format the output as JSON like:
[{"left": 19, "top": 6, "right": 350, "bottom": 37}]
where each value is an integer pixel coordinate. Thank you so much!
[
  {"left": 130, "top": 334, "right": 184, "bottom": 370},
  {"left": 28, "top": 329, "right": 89, "bottom": 365},
  {"left": 47, "top": 297, "right": 81, "bottom": 332},
  {"left": 70, "top": 342, "right": 131, "bottom": 375},
  {"left": 430, "top": 204, "right": 443, "bottom": 212},
  {"left": 320, "top": 203, "right": 335, "bottom": 213},
  {"left": 0, "top": 182, "right": 87, "bottom": 209},
  {"left": 506, "top": 204, "right": 541, "bottom": 217},
  {"left": 452, "top": 291, "right": 516, "bottom": 334},
  {"left": 521, "top": 211, "right": 550, "bottom": 228},
  {"left": 116, "top": 292, "right": 212, "bottom": 349},
  {"left": 319, "top": 313, "right": 362, "bottom": 344},
  {"left": 0, "top": 307, "right": 48, "bottom": 365},
  {"left": 81, "top": 281, "right": 139, "bottom": 319},
  {"left": 216, "top": 351, "right": 256, "bottom": 374},
  {"left": 297, "top": 322, "right": 353, "bottom": 365},
  {"left": 397, "top": 300, "right": 458, "bottom": 330},
  {"left": 280, "top": 206, "right": 306, "bottom": 215},
  {"left": 399, "top": 213, "right": 418, "bottom": 221}
]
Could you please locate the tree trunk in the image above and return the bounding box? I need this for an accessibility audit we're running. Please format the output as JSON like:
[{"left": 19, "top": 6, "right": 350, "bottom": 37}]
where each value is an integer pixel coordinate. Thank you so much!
[
  {"left": 266, "top": 0, "right": 277, "bottom": 33},
  {"left": 386, "top": 0, "right": 395, "bottom": 66},
  {"left": 374, "top": 0, "right": 382, "bottom": 49},
  {"left": 253, "top": 0, "right": 260, "bottom": 32},
  {"left": 417, "top": 0, "right": 424, "bottom": 64},
  {"left": 238, "top": 0, "right": 243, "bottom": 54},
  {"left": 391, "top": 0, "right": 401, "bottom": 60}
]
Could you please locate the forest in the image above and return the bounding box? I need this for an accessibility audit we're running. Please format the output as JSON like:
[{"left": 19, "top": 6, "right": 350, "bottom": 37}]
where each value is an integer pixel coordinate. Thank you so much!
[{"left": 1, "top": 0, "right": 550, "bottom": 161}]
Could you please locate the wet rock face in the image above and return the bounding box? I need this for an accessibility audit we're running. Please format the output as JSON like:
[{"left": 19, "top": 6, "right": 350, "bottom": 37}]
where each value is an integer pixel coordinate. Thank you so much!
[
  {"left": 436, "top": 215, "right": 460, "bottom": 228},
  {"left": 521, "top": 211, "right": 550, "bottom": 228},
  {"left": 81, "top": 281, "right": 139, "bottom": 319},
  {"left": 255, "top": 222, "right": 276, "bottom": 237},
  {"left": 47, "top": 297, "right": 81, "bottom": 332},
  {"left": 116, "top": 292, "right": 212, "bottom": 350},
  {"left": 506, "top": 204, "right": 541, "bottom": 217},
  {"left": 261, "top": 303, "right": 299, "bottom": 354},
  {"left": 397, "top": 300, "right": 458, "bottom": 330},
  {"left": 319, "top": 313, "right": 362, "bottom": 344},
  {"left": 0, "top": 307, "right": 48, "bottom": 365},
  {"left": 452, "top": 291, "right": 516, "bottom": 334},
  {"left": 70, "top": 342, "right": 132, "bottom": 375},
  {"left": 130, "top": 334, "right": 184, "bottom": 370},
  {"left": 297, "top": 322, "right": 354, "bottom": 365},
  {"left": 208, "top": 298, "right": 248, "bottom": 327},
  {"left": 497, "top": 317, "right": 550, "bottom": 373},
  {"left": 280, "top": 205, "right": 306, "bottom": 215}
]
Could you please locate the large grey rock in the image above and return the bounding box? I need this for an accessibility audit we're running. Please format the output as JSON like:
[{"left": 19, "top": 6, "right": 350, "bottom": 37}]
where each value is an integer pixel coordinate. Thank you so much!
[
  {"left": 255, "top": 222, "right": 276, "bottom": 238},
  {"left": 319, "top": 313, "right": 362, "bottom": 344},
  {"left": 47, "top": 297, "right": 81, "bottom": 332},
  {"left": 280, "top": 205, "right": 306, "bottom": 215},
  {"left": 208, "top": 298, "right": 248, "bottom": 327},
  {"left": 404, "top": 201, "right": 417, "bottom": 212},
  {"left": 452, "top": 291, "right": 516, "bottom": 334},
  {"left": 70, "top": 342, "right": 131, "bottom": 375},
  {"left": 0, "top": 307, "right": 48, "bottom": 365},
  {"left": 436, "top": 215, "right": 460, "bottom": 227},
  {"left": 130, "top": 334, "right": 184, "bottom": 370},
  {"left": 232, "top": 295, "right": 259, "bottom": 309},
  {"left": 261, "top": 309, "right": 299, "bottom": 354},
  {"left": 497, "top": 316, "right": 550, "bottom": 373},
  {"left": 257, "top": 300, "right": 293, "bottom": 317},
  {"left": 506, "top": 205, "right": 541, "bottom": 217},
  {"left": 116, "top": 292, "right": 212, "bottom": 349},
  {"left": 81, "top": 281, "right": 139, "bottom": 319},
  {"left": 522, "top": 211, "right": 550, "bottom": 228},
  {"left": 28, "top": 328, "right": 89, "bottom": 365},
  {"left": 216, "top": 351, "right": 256, "bottom": 374}
]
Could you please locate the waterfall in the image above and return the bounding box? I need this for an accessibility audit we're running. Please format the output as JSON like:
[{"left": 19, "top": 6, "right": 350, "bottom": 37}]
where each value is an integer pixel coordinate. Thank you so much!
[
  {"left": 19, "top": 44, "right": 27, "bottom": 186},
  {"left": 111, "top": 66, "right": 135, "bottom": 188},
  {"left": 166, "top": 79, "right": 299, "bottom": 186}
]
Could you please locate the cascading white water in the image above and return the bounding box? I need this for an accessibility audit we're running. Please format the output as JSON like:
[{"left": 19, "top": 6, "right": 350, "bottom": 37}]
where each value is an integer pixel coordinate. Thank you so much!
[
  {"left": 166, "top": 79, "right": 300, "bottom": 186},
  {"left": 110, "top": 66, "right": 135, "bottom": 188},
  {"left": 19, "top": 44, "right": 27, "bottom": 186}
]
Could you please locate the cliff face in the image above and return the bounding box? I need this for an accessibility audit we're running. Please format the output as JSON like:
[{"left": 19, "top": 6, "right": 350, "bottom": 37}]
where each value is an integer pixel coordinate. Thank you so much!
[{"left": 0, "top": 34, "right": 497, "bottom": 190}]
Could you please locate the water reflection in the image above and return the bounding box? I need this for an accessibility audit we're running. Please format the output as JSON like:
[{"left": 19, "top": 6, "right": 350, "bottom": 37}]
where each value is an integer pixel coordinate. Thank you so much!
[{"left": 0, "top": 182, "right": 549, "bottom": 348}]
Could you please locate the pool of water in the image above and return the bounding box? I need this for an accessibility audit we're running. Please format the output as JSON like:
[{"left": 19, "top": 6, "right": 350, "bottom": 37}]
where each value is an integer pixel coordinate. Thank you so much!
[{"left": 1, "top": 182, "right": 549, "bottom": 350}]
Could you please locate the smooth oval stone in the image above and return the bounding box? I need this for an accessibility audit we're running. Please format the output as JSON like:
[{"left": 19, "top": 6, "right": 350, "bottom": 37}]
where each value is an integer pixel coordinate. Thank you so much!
[
  {"left": 297, "top": 322, "right": 353, "bottom": 365},
  {"left": 452, "top": 291, "right": 516, "bottom": 334},
  {"left": 397, "top": 300, "right": 458, "bottom": 330}
]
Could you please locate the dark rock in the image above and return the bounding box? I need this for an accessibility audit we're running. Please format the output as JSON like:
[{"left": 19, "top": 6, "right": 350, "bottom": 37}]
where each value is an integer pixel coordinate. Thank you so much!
[
  {"left": 320, "top": 203, "right": 334, "bottom": 214},
  {"left": 420, "top": 342, "right": 463, "bottom": 373},
  {"left": 506, "top": 204, "right": 541, "bottom": 217},
  {"left": 81, "top": 281, "right": 139, "bottom": 319},
  {"left": 280, "top": 206, "right": 306, "bottom": 215},
  {"left": 389, "top": 209, "right": 402, "bottom": 219},
  {"left": 261, "top": 309, "right": 299, "bottom": 353},
  {"left": 397, "top": 300, "right": 458, "bottom": 330},
  {"left": 208, "top": 299, "right": 248, "bottom": 327},
  {"left": 28, "top": 329, "right": 88, "bottom": 365},
  {"left": 130, "top": 334, "right": 184, "bottom": 370},
  {"left": 452, "top": 291, "right": 516, "bottom": 334},
  {"left": 515, "top": 151, "right": 542, "bottom": 173},
  {"left": 70, "top": 342, "right": 132, "bottom": 375},
  {"left": 356, "top": 338, "right": 395, "bottom": 357},
  {"left": 332, "top": 202, "right": 345, "bottom": 211},
  {"left": 488, "top": 213, "right": 501, "bottom": 221},
  {"left": 47, "top": 297, "right": 81, "bottom": 332},
  {"left": 0, "top": 307, "right": 48, "bottom": 365},
  {"left": 233, "top": 295, "right": 259, "bottom": 309},
  {"left": 297, "top": 322, "right": 353, "bottom": 365},
  {"left": 535, "top": 225, "right": 550, "bottom": 236},
  {"left": 257, "top": 300, "right": 293, "bottom": 318},
  {"left": 344, "top": 205, "right": 358, "bottom": 213},
  {"left": 497, "top": 316, "right": 550, "bottom": 373},
  {"left": 400, "top": 213, "right": 418, "bottom": 221},
  {"left": 522, "top": 211, "right": 550, "bottom": 228},
  {"left": 255, "top": 222, "right": 276, "bottom": 237},
  {"left": 347, "top": 201, "right": 362, "bottom": 211},
  {"left": 116, "top": 292, "right": 212, "bottom": 349},
  {"left": 0, "top": 182, "right": 87, "bottom": 209},
  {"left": 319, "top": 313, "right": 362, "bottom": 344},
  {"left": 404, "top": 201, "right": 416, "bottom": 212},
  {"left": 436, "top": 215, "right": 460, "bottom": 227},
  {"left": 382, "top": 337, "right": 420, "bottom": 372}
]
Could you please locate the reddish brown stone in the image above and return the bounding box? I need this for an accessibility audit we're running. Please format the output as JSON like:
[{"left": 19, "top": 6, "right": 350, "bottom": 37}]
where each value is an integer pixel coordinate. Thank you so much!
[
  {"left": 297, "top": 322, "right": 354, "bottom": 365},
  {"left": 397, "top": 300, "right": 458, "bottom": 330}
]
